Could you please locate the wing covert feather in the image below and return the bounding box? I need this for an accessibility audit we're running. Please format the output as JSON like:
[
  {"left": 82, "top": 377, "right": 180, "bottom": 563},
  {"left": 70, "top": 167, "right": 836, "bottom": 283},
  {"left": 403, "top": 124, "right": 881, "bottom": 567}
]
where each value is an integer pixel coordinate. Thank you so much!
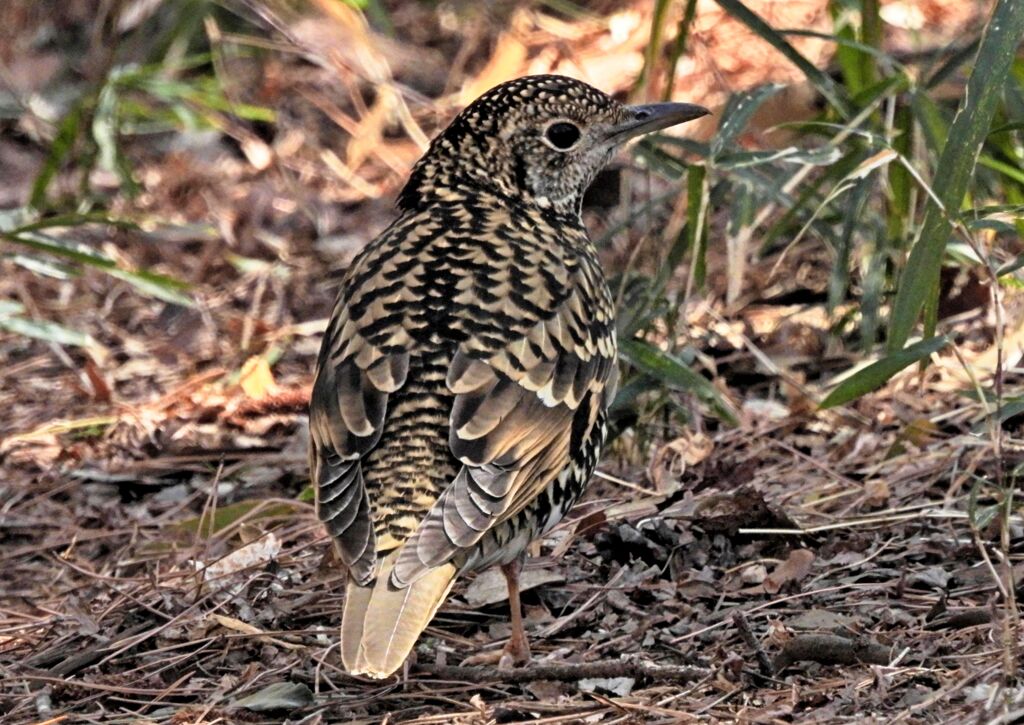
[{"left": 311, "top": 304, "right": 410, "bottom": 585}]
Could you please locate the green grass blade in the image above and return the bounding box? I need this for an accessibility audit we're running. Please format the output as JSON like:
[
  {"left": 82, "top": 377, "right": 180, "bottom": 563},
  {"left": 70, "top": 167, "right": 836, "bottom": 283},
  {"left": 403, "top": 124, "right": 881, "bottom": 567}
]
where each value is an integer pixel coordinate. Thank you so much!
[
  {"left": 3, "top": 231, "right": 194, "bottom": 307},
  {"left": 0, "top": 304, "right": 96, "bottom": 348},
  {"left": 686, "top": 163, "right": 709, "bottom": 288},
  {"left": 638, "top": 0, "right": 673, "bottom": 95},
  {"left": 663, "top": 0, "right": 699, "bottom": 101},
  {"left": 820, "top": 336, "right": 949, "bottom": 409},
  {"left": 827, "top": 175, "right": 872, "bottom": 312},
  {"left": 619, "top": 338, "right": 738, "bottom": 425},
  {"left": 29, "top": 102, "right": 86, "bottom": 209},
  {"left": 888, "top": 0, "right": 1024, "bottom": 351}
]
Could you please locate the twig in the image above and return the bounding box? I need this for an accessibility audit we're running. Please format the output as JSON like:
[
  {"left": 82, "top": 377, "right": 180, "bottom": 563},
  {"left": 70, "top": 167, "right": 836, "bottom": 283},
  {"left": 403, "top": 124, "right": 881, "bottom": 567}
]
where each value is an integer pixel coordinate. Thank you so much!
[
  {"left": 732, "top": 612, "right": 773, "bottom": 677},
  {"left": 413, "top": 660, "right": 707, "bottom": 685}
]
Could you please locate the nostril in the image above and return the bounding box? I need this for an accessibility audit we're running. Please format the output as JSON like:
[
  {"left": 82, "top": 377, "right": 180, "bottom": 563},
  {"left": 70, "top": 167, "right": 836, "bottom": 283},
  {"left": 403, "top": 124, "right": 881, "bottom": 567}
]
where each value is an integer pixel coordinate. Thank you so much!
[{"left": 634, "top": 109, "right": 651, "bottom": 120}]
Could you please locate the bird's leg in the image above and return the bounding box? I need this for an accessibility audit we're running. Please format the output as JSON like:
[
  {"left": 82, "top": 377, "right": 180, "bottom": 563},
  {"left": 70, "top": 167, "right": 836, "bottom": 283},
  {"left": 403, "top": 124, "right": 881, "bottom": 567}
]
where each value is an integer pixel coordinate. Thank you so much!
[{"left": 499, "top": 556, "right": 531, "bottom": 669}]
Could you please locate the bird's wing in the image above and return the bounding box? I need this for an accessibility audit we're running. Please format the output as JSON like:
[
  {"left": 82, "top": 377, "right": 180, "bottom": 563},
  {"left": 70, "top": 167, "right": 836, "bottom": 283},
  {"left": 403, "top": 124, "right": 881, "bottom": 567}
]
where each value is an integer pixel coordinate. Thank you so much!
[
  {"left": 391, "top": 265, "right": 617, "bottom": 586},
  {"left": 309, "top": 238, "right": 413, "bottom": 586}
]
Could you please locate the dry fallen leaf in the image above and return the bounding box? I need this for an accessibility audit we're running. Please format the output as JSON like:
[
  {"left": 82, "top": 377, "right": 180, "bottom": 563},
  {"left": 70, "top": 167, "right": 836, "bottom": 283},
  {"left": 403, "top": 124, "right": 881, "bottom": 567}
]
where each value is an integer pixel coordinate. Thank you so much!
[
  {"left": 238, "top": 356, "right": 278, "bottom": 399},
  {"left": 865, "top": 478, "right": 890, "bottom": 507},
  {"left": 208, "top": 613, "right": 303, "bottom": 651},
  {"left": 648, "top": 431, "right": 714, "bottom": 493},
  {"left": 763, "top": 549, "right": 816, "bottom": 594},
  {"left": 200, "top": 533, "right": 282, "bottom": 583}
]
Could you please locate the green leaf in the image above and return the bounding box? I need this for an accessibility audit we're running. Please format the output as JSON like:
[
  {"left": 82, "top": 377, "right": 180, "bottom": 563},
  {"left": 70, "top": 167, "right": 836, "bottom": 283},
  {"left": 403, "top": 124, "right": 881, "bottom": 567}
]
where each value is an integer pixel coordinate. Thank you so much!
[
  {"left": 710, "top": 83, "right": 786, "bottom": 159},
  {"left": 888, "top": 0, "right": 1024, "bottom": 350},
  {"left": 619, "top": 338, "right": 738, "bottom": 425},
  {"left": 967, "top": 477, "right": 1000, "bottom": 531},
  {"left": 997, "top": 254, "right": 1024, "bottom": 277},
  {"left": 820, "top": 336, "right": 950, "bottom": 409},
  {"left": 175, "top": 499, "right": 305, "bottom": 538},
  {"left": 713, "top": 0, "right": 850, "bottom": 117},
  {"left": 978, "top": 154, "right": 1024, "bottom": 186},
  {"left": 715, "top": 145, "right": 841, "bottom": 170},
  {"left": 232, "top": 682, "right": 314, "bottom": 713},
  {"left": 827, "top": 175, "right": 872, "bottom": 311},
  {"left": 0, "top": 314, "right": 96, "bottom": 348},
  {"left": 663, "top": 0, "right": 699, "bottom": 101},
  {"left": 2, "top": 228, "right": 194, "bottom": 307}
]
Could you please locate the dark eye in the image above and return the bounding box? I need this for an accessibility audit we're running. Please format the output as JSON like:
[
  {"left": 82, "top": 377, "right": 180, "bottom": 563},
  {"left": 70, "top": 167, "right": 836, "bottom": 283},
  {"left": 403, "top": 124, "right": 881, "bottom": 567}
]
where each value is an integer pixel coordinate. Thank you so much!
[{"left": 545, "top": 122, "right": 581, "bottom": 150}]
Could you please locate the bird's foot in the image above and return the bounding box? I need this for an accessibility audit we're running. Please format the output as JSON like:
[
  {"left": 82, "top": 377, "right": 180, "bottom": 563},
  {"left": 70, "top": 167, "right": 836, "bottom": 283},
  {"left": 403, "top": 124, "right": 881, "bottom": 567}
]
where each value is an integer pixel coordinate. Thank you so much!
[{"left": 497, "top": 630, "right": 531, "bottom": 670}]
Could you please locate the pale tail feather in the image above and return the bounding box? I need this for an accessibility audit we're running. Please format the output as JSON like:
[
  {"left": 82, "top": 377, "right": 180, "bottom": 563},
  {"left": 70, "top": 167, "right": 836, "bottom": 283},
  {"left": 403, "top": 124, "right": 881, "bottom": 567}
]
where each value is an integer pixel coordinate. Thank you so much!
[{"left": 341, "top": 551, "right": 457, "bottom": 678}]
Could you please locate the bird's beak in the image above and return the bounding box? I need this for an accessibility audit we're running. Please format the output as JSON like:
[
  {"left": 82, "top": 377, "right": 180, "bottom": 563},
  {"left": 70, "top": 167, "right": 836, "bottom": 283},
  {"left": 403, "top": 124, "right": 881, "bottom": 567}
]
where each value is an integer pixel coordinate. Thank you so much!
[{"left": 605, "top": 101, "right": 710, "bottom": 143}]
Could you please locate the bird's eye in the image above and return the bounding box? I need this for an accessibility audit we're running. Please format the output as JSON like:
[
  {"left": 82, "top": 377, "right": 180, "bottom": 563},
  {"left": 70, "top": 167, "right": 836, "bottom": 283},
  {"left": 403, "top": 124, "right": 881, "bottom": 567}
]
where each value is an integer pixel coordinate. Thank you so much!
[{"left": 545, "top": 122, "right": 581, "bottom": 150}]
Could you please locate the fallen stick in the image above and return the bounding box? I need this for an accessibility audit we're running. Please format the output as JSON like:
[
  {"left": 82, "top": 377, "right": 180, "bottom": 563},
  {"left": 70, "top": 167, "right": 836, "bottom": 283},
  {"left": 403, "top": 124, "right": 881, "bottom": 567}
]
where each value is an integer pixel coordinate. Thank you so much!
[
  {"left": 414, "top": 660, "right": 708, "bottom": 684},
  {"left": 773, "top": 634, "right": 892, "bottom": 672},
  {"left": 732, "top": 611, "right": 774, "bottom": 678}
]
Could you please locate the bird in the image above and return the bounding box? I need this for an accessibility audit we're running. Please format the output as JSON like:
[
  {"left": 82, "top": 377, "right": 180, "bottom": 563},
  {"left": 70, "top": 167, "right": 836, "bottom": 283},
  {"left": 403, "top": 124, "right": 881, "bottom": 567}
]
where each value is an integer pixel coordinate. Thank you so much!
[{"left": 309, "top": 74, "right": 708, "bottom": 679}]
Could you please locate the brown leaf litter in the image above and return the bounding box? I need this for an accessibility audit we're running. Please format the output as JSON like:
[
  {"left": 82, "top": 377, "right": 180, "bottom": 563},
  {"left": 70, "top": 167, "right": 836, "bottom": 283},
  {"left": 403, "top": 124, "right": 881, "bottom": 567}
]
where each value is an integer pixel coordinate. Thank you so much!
[{"left": 0, "top": 0, "right": 1017, "bottom": 722}]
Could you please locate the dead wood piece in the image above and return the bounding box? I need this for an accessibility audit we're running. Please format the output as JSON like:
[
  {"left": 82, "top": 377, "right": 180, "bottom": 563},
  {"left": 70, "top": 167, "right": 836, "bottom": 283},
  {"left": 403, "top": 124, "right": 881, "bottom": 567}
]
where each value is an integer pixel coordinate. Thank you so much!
[
  {"left": 923, "top": 608, "right": 992, "bottom": 631},
  {"left": 414, "top": 660, "right": 707, "bottom": 685},
  {"left": 773, "top": 634, "right": 892, "bottom": 673}
]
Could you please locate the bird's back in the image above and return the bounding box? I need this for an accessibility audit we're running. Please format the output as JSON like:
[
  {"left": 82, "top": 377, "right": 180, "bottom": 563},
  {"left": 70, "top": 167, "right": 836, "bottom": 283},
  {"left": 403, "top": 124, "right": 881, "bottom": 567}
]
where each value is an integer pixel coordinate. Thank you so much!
[{"left": 314, "top": 192, "right": 610, "bottom": 546}]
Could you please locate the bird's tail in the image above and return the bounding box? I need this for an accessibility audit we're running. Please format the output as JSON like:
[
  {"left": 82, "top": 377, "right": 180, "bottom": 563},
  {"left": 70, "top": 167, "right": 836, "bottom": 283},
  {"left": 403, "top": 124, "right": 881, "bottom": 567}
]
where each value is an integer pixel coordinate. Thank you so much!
[{"left": 341, "top": 550, "right": 458, "bottom": 678}]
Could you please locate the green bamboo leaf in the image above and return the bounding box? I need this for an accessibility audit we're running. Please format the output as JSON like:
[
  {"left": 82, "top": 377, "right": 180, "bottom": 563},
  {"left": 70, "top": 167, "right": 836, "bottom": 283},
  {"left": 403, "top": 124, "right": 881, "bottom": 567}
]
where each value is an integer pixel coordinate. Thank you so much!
[
  {"left": 2, "top": 231, "right": 194, "bottom": 306},
  {"left": 108, "top": 268, "right": 194, "bottom": 306},
  {"left": 0, "top": 313, "right": 96, "bottom": 348},
  {"left": 8, "top": 211, "right": 138, "bottom": 234},
  {"left": 997, "top": 254, "right": 1024, "bottom": 277},
  {"left": 663, "top": 0, "right": 699, "bottom": 101},
  {"left": 711, "top": 83, "right": 786, "bottom": 159},
  {"left": 713, "top": 0, "right": 850, "bottom": 116},
  {"left": 887, "top": 103, "right": 914, "bottom": 244},
  {"left": 619, "top": 338, "right": 738, "bottom": 425},
  {"left": 10, "top": 254, "right": 76, "bottom": 280},
  {"left": 889, "top": 0, "right": 1024, "bottom": 351},
  {"left": 781, "top": 28, "right": 898, "bottom": 72},
  {"left": 967, "top": 477, "right": 999, "bottom": 531},
  {"left": 820, "top": 336, "right": 949, "bottom": 409},
  {"left": 926, "top": 38, "right": 981, "bottom": 90},
  {"left": 4, "top": 232, "right": 117, "bottom": 268},
  {"left": 988, "top": 120, "right": 1024, "bottom": 135},
  {"left": 978, "top": 154, "right": 1024, "bottom": 186}
]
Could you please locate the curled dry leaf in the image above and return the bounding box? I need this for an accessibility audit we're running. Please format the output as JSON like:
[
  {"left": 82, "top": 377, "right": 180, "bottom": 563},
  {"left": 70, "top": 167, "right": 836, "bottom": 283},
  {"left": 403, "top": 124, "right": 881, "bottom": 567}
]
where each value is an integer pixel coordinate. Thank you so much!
[
  {"left": 200, "top": 533, "right": 282, "bottom": 583},
  {"left": 763, "top": 549, "right": 815, "bottom": 594},
  {"left": 648, "top": 431, "right": 714, "bottom": 494}
]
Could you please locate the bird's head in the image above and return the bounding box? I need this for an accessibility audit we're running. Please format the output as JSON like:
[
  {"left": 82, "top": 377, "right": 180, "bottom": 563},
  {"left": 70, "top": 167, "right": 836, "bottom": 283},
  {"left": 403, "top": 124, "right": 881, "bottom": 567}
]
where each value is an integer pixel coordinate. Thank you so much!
[{"left": 399, "top": 75, "right": 709, "bottom": 217}]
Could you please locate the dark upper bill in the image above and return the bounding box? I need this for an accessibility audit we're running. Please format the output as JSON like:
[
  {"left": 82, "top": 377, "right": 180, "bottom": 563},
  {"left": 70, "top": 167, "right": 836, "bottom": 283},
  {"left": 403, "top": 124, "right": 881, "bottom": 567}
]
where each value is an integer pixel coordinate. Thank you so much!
[{"left": 606, "top": 101, "right": 710, "bottom": 143}]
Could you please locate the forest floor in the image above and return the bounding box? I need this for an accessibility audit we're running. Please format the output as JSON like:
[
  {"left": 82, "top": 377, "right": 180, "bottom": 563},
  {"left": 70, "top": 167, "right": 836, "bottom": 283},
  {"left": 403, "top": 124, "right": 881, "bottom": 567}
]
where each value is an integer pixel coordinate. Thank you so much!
[{"left": 1, "top": 1, "right": 1022, "bottom": 723}]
